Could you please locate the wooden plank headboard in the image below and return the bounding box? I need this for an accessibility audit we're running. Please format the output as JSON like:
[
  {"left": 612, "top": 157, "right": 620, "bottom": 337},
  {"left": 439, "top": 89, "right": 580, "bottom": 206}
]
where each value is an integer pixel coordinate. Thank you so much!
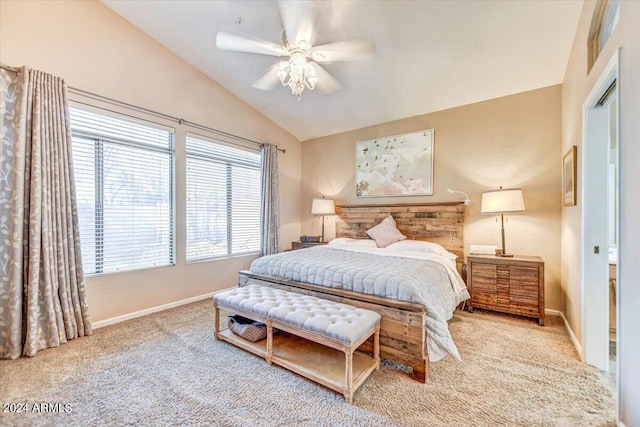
[{"left": 335, "top": 202, "right": 465, "bottom": 260}]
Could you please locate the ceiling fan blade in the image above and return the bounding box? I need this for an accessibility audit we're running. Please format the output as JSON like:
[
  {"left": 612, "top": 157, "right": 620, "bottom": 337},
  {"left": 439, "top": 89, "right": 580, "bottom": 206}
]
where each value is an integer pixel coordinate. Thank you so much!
[
  {"left": 277, "top": 0, "right": 318, "bottom": 47},
  {"left": 308, "top": 62, "right": 341, "bottom": 94},
  {"left": 251, "top": 63, "right": 284, "bottom": 91},
  {"left": 310, "top": 38, "right": 375, "bottom": 62},
  {"left": 216, "top": 31, "right": 286, "bottom": 57}
]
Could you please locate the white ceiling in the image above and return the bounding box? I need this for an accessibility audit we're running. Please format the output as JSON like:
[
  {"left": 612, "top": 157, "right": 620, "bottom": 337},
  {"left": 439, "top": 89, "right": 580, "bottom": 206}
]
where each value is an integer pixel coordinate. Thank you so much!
[{"left": 101, "top": 0, "right": 582, "bottom": 142}]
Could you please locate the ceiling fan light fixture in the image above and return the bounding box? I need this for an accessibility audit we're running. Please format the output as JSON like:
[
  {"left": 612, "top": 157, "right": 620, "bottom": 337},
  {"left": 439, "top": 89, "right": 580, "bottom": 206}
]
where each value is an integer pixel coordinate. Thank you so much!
[
  {"left": 276, "top": 50, "right": 319, "bottom": 100},
  {"left": 290, "top": 82, "right": 305, "bottom": 100},
  {"left": 307, "top": 75, "right": 318, "bottom": 90},
  {"left": 277, "top": 69, "right": 288, "bottom": 85},
  {"left": 290, "top": 50, "right": 307, "bottom": 66}
]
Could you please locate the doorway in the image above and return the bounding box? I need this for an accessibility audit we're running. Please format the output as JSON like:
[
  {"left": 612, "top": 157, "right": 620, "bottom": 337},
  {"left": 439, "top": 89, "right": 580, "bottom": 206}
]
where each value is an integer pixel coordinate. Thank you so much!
[
  {"left": 606, "top": 91, "right": 618, "bottom": 376},
  {"left": 582, "top": 51, "right": 619, "bottom": 381}
]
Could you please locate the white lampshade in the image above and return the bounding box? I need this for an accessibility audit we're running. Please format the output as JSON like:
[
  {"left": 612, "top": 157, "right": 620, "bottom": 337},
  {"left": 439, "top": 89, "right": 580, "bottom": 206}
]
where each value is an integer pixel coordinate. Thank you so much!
[
  {"left": 311, "top": 198, "right": 335, "bottom": 216},
  {"left": 481, "top": 188, "right": 525, "bottom": 214}
]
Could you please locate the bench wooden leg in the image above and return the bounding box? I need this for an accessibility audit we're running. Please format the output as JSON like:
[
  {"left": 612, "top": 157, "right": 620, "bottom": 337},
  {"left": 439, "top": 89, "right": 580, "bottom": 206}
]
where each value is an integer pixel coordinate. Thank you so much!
[
  {"left": 374, "top": 324, "right": 380, "bottom": 369},
  {"left": 344, "top": 351, "right": 353, "bottom": 403},
  {"left": 213, "top": 302, "right": 220, "bottom": 340},
  {"left": 266, "top": 320, "right": 273, "bottom": 365}
]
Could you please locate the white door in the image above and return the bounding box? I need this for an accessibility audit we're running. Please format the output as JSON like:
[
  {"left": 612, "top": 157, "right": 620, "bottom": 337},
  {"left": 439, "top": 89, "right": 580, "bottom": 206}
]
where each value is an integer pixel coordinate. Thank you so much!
[{"left": 582, "top": 52, "right": 619, "bottom": 371}]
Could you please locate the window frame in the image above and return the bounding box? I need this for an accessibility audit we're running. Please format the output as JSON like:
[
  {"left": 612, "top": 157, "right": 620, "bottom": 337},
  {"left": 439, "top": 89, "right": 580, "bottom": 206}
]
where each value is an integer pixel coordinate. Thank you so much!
[
  {"left": 69, "top": 103, "right": 177, "bottom": 276},
  {"left": 587, "top": 0, "right": 620, "bottom": 73},
  {"left": 185, "top": 131, "right": 262, "bottom": 263}
]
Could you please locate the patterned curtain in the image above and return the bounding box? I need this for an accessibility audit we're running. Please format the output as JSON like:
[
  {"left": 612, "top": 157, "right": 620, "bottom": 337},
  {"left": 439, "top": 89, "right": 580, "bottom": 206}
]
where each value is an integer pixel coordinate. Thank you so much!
[
  {"left": 0, "top": 67, "right": 91, "bottom": 359},
  {"left": 260, "top": 143, "right": 280, "bottom": 255}
]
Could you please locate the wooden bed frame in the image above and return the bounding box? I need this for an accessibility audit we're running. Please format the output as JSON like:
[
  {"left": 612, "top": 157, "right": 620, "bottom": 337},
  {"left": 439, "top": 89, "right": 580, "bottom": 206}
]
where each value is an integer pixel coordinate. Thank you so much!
[{"left": 238, "top": 202, "right": 465, "bottom": 383}]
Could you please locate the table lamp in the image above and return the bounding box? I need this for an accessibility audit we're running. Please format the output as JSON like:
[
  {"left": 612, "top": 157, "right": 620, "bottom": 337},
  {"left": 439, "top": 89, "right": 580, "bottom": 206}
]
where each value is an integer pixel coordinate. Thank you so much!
[
  {"left": 311, "top": 197, "right": 335, "bottom": 243},
  {"left": 481, "top": 187, "right": 525, "bottom": 257}
]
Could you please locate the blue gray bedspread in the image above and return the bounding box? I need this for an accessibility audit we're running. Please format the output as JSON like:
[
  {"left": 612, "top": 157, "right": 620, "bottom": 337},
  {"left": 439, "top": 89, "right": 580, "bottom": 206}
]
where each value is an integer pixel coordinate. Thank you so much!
[{"left": 249, "top": 245, "right": 470, "bottom": 361}]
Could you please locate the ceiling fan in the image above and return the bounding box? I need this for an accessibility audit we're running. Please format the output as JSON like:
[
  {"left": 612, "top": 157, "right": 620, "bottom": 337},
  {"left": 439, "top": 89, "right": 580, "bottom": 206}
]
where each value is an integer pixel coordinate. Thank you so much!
[{"left": 216, "top": 1, "right": 375, "bottom": 101}]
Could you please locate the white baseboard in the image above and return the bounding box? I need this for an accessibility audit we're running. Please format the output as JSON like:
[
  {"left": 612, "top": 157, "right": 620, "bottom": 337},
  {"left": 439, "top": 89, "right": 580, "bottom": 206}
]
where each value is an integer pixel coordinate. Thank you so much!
[
  {"left": 92, "top": 287, "right": 235, "bottom": 329},
  {"left": 546, "top": 309, "right": 583, "bottom": 359}
]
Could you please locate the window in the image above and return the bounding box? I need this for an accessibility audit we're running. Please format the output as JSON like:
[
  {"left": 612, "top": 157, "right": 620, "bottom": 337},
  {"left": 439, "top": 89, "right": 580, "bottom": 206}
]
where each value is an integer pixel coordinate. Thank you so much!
[
  {"left": 186, "top": 133, "right": 261, "bottom": 261},
  {"left": 588, "top": 0, "right": 620, "bottom": 72},
  {"left": 70, "top": 106, "right": 175, "bottom": 274},
  {"left": 598, "top": 0, "right": 619, "bottom": 50}
]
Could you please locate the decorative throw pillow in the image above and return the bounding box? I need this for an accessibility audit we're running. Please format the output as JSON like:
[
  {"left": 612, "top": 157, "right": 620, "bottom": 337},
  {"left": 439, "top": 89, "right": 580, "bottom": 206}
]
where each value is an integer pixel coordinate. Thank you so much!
[{"left": 365, "top": 215, "right": 407, "bottom": 248}]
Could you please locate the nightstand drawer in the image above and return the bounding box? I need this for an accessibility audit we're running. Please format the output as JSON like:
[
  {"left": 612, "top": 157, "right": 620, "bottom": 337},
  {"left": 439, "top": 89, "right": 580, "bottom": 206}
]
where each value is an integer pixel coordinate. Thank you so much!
[
  {"left": 472, "top": 263, "right": 497, "bottom": 279},
  {"left": 472, "top": 277, "right": 497, "bottom": 293},
  {"left": 509, "top": 266, "right": 539, "bottom": 284},
  {"left": 473, "top": 292, "right": 498, "bottom": 307}
]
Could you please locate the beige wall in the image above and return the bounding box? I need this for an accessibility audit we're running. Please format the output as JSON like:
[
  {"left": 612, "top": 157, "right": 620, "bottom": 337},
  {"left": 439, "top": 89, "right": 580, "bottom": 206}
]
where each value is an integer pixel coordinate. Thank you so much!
[
  {"left": 562, "top": 1, "right": 640, "bottom": 424},
  {"left": 4, "top": 1, "right": 638, "bottom": 420},
  {"left": 0, "top": 0, "right": 302, "bottom": 322},
  {"left": 302, "top": 86, "right": 563, "bottom": 311}
]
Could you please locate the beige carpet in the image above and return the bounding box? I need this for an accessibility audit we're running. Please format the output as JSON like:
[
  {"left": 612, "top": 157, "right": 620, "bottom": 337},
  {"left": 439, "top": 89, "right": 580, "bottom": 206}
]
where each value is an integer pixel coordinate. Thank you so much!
[{"left": 0, "top": 299, "right": 615, "bottom": 426}]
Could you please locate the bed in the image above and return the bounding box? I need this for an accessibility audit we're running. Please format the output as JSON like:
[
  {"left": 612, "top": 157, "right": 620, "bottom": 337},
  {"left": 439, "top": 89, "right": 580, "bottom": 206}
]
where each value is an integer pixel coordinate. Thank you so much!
[{"left": 238, "top": 202, "right": 467, "bottom": 382}]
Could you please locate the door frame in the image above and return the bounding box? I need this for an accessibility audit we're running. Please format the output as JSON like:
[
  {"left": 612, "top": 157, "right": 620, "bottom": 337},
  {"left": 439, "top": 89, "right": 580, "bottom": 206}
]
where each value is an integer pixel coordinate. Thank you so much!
[{"left": 581, "top": 49, "right": 619, "bottom": 372}]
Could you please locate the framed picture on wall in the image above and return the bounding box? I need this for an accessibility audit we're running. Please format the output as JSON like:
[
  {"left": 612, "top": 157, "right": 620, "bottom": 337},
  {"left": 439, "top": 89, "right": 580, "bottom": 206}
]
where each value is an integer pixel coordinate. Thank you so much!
[
  {"left": 563, "top": 146, "right": 577, "bottom": 206},
  {"left": 355, "top": 129, "right": 434, "bottom": 197}
]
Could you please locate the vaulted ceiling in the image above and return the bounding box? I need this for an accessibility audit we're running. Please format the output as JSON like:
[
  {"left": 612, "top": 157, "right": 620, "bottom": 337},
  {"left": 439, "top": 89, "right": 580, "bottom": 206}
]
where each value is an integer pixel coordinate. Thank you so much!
[{"left": 101, "top": 0, "right": 582, "bottom": 141}]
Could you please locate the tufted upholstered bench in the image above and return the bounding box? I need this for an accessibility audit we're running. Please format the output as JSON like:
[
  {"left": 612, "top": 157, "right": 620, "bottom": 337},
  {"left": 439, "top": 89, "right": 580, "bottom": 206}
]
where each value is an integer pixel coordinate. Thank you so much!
[{"left": 213, "top": 284, "right": 381, "bottom": 403}]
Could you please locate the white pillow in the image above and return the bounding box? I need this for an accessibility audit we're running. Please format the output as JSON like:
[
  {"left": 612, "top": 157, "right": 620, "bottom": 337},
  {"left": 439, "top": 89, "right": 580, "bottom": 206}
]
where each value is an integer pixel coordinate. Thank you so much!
[
  {"left": 328, "top": 237, "right": 378, "bottom": 248},
  {"left": 365, "top": 216, "right": 407, "bottom": 248},
  {"left": 387, "top": 239, "right": 458, "bottom": 260}
]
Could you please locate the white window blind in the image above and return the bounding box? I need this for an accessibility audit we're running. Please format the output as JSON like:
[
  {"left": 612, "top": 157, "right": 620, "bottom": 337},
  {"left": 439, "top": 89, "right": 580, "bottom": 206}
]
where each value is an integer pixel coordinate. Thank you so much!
[
  {"left": 186, "top": 133, "right": 261, "bottom": 261},
  {"left": 70, "top": 106, "right": 175, "bottom": 275}
]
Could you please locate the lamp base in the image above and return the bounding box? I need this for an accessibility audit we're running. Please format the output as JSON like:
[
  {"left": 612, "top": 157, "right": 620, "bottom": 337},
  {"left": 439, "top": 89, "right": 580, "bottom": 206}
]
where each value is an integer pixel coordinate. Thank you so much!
[{"left": 496, "top": 253, "right": 514, "bottom": 257}]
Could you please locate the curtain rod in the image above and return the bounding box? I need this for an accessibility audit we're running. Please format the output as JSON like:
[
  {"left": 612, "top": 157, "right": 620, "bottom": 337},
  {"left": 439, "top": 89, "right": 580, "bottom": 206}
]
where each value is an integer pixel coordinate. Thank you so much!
[{"left": 0, "top": 63, "right": 286, "bottom": 154}]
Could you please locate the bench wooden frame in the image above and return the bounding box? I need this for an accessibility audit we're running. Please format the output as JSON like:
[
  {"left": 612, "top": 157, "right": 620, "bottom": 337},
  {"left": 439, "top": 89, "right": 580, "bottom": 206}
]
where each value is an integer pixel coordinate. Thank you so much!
[
  {"left": 239, "top": 271, "right": 429, "bottom": 383},
  {"left": 214, "top": 299, "right": 380, "bottom": 403}
]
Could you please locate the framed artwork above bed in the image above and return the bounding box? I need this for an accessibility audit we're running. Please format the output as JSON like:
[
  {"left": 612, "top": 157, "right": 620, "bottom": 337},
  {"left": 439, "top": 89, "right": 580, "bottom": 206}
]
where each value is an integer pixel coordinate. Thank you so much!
[{"left": 355, "top": 129, "right": 434, "bottom": 197}]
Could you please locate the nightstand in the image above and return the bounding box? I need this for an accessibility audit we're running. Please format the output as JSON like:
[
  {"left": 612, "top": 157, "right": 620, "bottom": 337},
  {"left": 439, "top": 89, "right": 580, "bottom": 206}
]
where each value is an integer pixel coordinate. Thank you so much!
[
  {"left": 291, "top": 241, "right": 328, "bottom": 250},
  {"left": 467, "top": 255, "right": 545, "bottom": 325}
]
